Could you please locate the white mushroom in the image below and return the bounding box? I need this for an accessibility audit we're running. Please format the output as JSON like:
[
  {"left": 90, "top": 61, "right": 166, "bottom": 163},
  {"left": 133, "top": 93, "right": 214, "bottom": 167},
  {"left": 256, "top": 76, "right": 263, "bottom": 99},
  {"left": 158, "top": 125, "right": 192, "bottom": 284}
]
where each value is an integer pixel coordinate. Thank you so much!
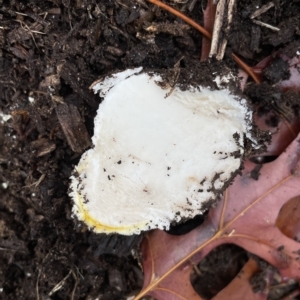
[{"left": 69, "top": 67, "right": 255, "bottom": 235}]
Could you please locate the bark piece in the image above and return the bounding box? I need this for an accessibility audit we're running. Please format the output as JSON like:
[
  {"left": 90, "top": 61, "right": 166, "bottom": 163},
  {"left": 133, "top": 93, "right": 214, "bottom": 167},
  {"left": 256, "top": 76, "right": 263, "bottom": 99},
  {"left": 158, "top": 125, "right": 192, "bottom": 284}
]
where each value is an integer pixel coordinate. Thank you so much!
[
  {"left": 209, "top": 0, "right": 236, "bottom": 60},
  {"left": 60, "top": 62, "right": 97, "bottom": 108},
  {"left": 30, "top": 138, "right": 56, "bottom": 157},
  {"left": 56, "top": 103, "right": 91, "bottom": 153}
]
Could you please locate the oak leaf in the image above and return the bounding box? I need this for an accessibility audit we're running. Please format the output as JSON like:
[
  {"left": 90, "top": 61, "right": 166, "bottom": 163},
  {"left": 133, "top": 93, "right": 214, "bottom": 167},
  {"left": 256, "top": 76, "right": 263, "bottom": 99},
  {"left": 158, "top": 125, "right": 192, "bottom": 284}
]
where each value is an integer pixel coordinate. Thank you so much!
[
  {"left": 135, "top": 133, "right": 300, "bottom": 300},
  {"left": 212, "top": 258, "right": 264, "bottom": 300},
  {"left": 277, "top": 196, "right": 300, "bottom": 242}
]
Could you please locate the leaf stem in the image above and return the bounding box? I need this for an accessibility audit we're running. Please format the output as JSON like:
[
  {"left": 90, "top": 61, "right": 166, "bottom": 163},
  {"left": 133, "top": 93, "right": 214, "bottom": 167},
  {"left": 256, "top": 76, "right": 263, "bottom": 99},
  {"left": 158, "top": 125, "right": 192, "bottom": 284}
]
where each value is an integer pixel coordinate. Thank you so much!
[
  {"left": 134, "top": 235, "right": 214, "bottom": 299},
  {"left": 222, "top": 173, "right": 293, "bottom": 231}
]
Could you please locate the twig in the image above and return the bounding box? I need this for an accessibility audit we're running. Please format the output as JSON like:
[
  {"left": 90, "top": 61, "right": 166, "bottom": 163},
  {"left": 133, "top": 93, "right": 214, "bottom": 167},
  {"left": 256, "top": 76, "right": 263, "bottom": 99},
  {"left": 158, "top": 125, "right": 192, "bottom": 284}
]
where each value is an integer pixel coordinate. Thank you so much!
[
  {"left": 15, "top": 19, "right": 46, "bottom": 35},
  {"left": 15, "top": 11, "right": 50, "bottom": 26},
  {"left": 14, "top": 20, "right": 42, "bottom": 48},
  {"left": 68, "top": 5, "right": 72, "bottom": 29},
  {"left": 209, "top": 0, "right": 226, "bottom": 57},
  {"left": 188, "top": 0, "right": 198, "bottom": 12},
  {"left": 147, "top": 0, "right": 262, "bottom": 84},
  {"left": 23, "top": 174, "right": 46, "bottom": 188},
  {"left": 28, "top": 29, "right": 46, "bottom": 35},
  {"left": 168, "top": 56, "right": 183, "bottom": 97},
  {"left": 193, "top": 264, "right": 201, "bottom": 275},
  {"left": 147, "top": 0, "right": 212, "bottom": 39},
  {"left": 209, "top": 0, "right": 235, "bottom": 59},
  {"left": 108, "top": 24, "right": 132, "bottom": 40},
  {"left": 252, "top": 19, "right": 280, "bottom": 32},
  {"left": 36, "top": 269, "right": 41, "bottom": 300},
  {"left": 216, "top": 0, "right": 236, "bottom": 60},
  {"left": 48, "top": 270, "right": 72, "bottom": 296},
  {"left": 0, "top": 247, "right": 15, "bottom": 251},
  {"left": 71, "top": 269, "right": 80, "bottom": 300},
  {"left": 250, "top": 2, "right": 274, "bottom": 19}
]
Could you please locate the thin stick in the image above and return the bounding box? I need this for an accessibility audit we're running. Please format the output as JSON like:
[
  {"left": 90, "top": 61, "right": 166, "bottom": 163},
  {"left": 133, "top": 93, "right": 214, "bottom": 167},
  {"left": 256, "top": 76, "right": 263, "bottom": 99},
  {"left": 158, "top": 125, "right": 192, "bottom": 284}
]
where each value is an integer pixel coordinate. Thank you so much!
[
  {"left": 188, "top": 0, "right": 198, "bottom": 11},
  {"left": 250, "top": 2, "right": 275, "bottom": 19},
  {"left": 232, "top": 53, "right": 262, "bottom": 84},
  {"left": 36, "top": 269, "right": 41, "bottom": 300},
  {"left": 147, "top": 0, "right": 212, "bottom": 39},
  {"left": 252, "top": 19, "right": 280, "bottom": 32},
  {"left": 209, "top": 0, "right": 226, "bottom": 57},
  {"left": 216, "top": 0, "right": 236, "bottom": 60},
  {"left": 48, "top": 270, "right": 72, "bottom": 296}
]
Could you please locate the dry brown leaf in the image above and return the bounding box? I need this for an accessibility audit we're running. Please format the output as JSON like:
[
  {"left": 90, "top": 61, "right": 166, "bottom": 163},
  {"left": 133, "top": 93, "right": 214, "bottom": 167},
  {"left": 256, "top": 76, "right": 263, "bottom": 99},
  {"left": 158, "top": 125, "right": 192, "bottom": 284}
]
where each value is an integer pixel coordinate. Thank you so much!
[
  {"left": 135, "top": 132, "right": 300, "bottom": 300},
  {"left": 276, "top": 196, "right": 300, "bottom": 242},
  {"left": 253, "top": 114, "right": 300, "bottom": 157},
  {"left": 212, "top": 258, "right": 266, "bottom": 300}
]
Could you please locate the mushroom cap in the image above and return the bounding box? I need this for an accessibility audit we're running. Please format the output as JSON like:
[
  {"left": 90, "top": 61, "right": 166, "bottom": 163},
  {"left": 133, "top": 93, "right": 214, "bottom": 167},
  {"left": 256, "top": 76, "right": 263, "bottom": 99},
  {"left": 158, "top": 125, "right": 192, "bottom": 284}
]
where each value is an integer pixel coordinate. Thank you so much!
[{"left": 70, "top": 68, "right": 253, "bottom": 235}]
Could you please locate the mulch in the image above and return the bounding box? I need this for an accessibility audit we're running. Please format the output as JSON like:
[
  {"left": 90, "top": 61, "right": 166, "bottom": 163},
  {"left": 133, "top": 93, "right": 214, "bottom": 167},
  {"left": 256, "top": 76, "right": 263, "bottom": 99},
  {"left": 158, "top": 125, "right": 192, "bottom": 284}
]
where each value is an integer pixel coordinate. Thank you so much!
[{"left": 0, "top": 0, "right": 300, "bottom": 299}]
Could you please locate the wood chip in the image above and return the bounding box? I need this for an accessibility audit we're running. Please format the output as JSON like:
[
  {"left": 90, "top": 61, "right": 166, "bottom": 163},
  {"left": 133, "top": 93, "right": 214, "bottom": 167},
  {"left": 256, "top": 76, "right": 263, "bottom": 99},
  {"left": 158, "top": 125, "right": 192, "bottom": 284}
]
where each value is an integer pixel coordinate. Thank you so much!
[
  {"left": 9, "top": 45, "right": 29, "bottom": 60},
  {"left": 60, "top": 62, "right": 98, "bottom": 109},
  {"left": 56, "top": 104, "right": 91, "bottom": 153},
  {"left": 250, "top": 2, "right": 274, "bottom": 19},
  {"left": 30, "top": 138, "right": 56, "bottom": 157}
]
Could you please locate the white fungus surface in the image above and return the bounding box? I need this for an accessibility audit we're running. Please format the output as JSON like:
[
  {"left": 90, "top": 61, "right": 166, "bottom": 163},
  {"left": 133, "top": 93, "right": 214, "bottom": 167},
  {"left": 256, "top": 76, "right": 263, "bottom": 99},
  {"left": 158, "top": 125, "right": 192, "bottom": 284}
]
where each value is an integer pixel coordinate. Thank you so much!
[{"left": 70, "top": 68, "right": 254, "bottom": 235}]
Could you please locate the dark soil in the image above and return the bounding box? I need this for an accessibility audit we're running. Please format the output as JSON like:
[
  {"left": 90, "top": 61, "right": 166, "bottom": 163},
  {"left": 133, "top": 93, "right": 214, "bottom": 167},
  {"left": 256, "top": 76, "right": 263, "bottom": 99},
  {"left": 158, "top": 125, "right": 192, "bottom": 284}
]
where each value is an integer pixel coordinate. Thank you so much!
[{"left": 0, "top": 0, "right": 300, "bottom": 300}]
